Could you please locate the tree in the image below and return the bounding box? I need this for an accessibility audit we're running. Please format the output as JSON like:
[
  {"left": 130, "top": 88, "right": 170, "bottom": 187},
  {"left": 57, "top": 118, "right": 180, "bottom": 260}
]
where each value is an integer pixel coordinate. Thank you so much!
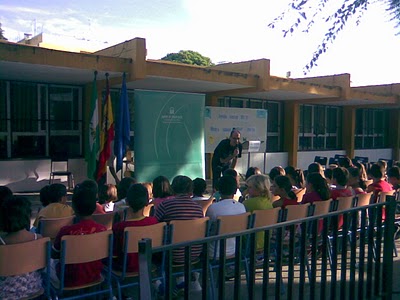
[
  {"left": 0, "top": 23, "right": 7, "bottom": 41},
  {"left": 161, "top": 50, "right": 214, "bottom": 66},
  {"left": 268, "top": 0, "right": 400, "bottom": 74}
]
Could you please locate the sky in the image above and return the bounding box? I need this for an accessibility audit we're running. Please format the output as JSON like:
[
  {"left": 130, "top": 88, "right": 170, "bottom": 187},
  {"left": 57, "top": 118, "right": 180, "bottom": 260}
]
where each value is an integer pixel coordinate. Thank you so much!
[{"left": 1, "top": 0, "right": 400, "bottom": 86}]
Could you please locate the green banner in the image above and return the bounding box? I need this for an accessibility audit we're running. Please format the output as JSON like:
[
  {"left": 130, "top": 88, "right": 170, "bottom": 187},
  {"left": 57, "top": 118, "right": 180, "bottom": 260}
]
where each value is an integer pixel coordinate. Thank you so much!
[{"left": 134, "top": 90, "right": 205, "bottom": 183}]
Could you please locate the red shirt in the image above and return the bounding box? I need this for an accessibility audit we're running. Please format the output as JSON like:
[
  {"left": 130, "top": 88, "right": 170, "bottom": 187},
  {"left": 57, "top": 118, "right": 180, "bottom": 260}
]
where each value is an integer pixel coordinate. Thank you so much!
[
  {"left": 281, "top": 197, "right": 299, "bottom": 208},
  {"left": 53, "top": 219, "right": 107, "bottom": 287},
  {"left": 112, "top": 216, "right": 158, "bottom": 272},
  {"left": 94, "top": 203, "right": 106, "bottom": 214},
  {"left": 330, "top": 187, "right": 353, "bottom": 200},
  {"left": 369, "top": 180, "right": 393, "bottom": 203},
  {"left": 301, "top": 191, "right": 322, "bottom": 204}
]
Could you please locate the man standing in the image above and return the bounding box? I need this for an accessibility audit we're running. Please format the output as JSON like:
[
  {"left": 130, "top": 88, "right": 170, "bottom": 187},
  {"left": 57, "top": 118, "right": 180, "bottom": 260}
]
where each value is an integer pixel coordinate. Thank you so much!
[{"left": 211, "top": 129, "right": 242, "bottom": 191}]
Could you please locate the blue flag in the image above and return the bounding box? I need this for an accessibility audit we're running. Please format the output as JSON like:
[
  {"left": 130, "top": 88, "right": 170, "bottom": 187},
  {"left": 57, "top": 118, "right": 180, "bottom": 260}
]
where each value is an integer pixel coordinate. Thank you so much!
[{"left": 114, "top": 73, "right": 131, "bottom": 172}]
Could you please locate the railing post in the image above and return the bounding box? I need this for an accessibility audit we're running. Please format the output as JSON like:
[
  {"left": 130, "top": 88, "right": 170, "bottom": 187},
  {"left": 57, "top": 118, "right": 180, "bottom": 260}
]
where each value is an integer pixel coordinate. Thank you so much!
[
  {"left": 382, "top": 195, "right": 395, "bottom": 300},
  {"left": 139, "top": 238, "right": 153, "bottom": 300}
]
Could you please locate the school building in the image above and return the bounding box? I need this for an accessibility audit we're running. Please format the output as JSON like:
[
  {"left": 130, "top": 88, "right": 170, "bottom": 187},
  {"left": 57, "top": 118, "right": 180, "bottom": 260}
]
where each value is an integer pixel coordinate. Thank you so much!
[{"left": 1, "top": 36, "right": 399, "bottom": 192}]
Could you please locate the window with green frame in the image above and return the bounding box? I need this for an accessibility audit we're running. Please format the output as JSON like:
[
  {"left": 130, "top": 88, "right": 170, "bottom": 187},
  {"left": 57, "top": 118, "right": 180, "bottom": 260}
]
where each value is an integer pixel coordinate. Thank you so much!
[
  {"left": 355, "top": 108, "right": 388, "bottom": 149},
  {"left": 298, "top": 104, "right": 342, "bottom": 151}
]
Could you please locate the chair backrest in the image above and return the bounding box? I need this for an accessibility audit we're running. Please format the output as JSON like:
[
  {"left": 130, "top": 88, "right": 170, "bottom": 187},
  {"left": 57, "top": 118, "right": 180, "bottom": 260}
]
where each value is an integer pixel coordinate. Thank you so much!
[
  {"left": 271, "top": 194, "right": 280, "bottom": 202},
  {"left": 310, "top": 199, "right": 333, "bottom": 216},
  {"left": 378, "top": 190, "right": 396, "bottom": 203},
  {"left": 38, "top": 216, "right": 75, "bottom": 240},
  {"left": 355, "top": 192, "right": 373, "bottom": 207},
  {"left": 294, "top": 188, "right": 307, "bottom": 203},
  {"left": 143, "top": 203, "right": 154, "bottom": 217},
  {"left": 90, "top": 212, "right": 117, "bottom": 230},
  {"left": 50, "top": 157, "right": 69, "bottom": 173},
  {"left": 169, "top": 217, "right": 210, "bottom": 244},
  {"left": 216, "top": 212, "right": 252, "bottom": 235},
  {"left": 252, "top": 208, "right": 281, "bottom": 228},
  {"left": 124, "top": 222, "right": 167, "bottom": 253},
  {"left": 283, "top": 204, "right": 310, "bottom": 222},
  {"left": 196, "top": 198, "right": 214, "bottom": 216},
  {"left": 61, "top": 230, "right": 113, "bottom": 264},
  {"left": 0, "top": 237, "right": 51, "bottom": 276},
  {"left": 334, "top": 196, "right": 354, "bottom": 212}
]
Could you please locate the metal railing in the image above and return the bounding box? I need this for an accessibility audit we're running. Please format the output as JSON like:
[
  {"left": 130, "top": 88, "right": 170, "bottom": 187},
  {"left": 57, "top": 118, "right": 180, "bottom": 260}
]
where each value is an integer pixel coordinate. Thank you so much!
[{"left": 139, "top": 196, "right": 397, "bottom": 300}]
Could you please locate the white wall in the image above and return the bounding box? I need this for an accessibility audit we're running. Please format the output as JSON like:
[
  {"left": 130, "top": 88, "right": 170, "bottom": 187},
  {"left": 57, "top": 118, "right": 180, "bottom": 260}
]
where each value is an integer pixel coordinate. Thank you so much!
[
  {"left": 297, "top": 150, "right": 346, "bottom": 170},
  {"left": 0, "top": 158, "right": 88, "bottom": 193},
  {"left": 354, "top": 149, "right": 393, "bottom": 163},
  {"left": 236, "top": 152, "right": 288, "bottom": 175}
]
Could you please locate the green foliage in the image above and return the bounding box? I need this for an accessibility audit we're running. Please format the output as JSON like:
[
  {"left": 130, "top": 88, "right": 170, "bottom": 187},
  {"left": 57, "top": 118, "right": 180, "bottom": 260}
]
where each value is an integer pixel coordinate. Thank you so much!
[
  {"left": 161, "top": 50, "right": 214, "bottom": 66},
  {"left": 0, "top": 23, "right": 7, "bottom": 41},
  {"left": 268, "top": 0, "right": 400, "bottom": 74}
]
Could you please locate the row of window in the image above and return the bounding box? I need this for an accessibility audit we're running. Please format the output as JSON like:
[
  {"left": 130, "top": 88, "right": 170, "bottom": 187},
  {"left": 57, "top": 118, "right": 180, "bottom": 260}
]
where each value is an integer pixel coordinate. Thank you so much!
[
  {"left": 0, "top": 81, "right": 389, "bottom": 159},
  {"left": 219, "top": 97, "right": 389, "bottom": 151}
]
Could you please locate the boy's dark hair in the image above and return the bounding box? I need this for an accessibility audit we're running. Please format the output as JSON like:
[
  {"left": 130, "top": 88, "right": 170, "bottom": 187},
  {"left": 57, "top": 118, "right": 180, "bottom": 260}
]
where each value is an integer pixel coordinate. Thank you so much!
[
  {"left": 332, "top": 167, "right": 349, "bottom": 186},
  {"left": 171, "top": 175, "right": 193, "bottom": 195},
  {"left": 2, "top": 196, "right": 31, "bottom": 232},
  {"left": 388, "top": 166, "right": 400, "bottom": 180},
  {"left": 47, "top": 183, "right": 67, "bottom": 203},
  {"left": 269, "top": 166, "right": 285, "bottom": 182},
  {"left": 72, "top": 184, "right": 97, "bottom": 217},
  {"left": 193, "top": 178, "right": 207, "bottom": 197},
  {"left": 274, "top": 175, "right": 297, "bottom": 200},
  {"left": 338, "top": 156, "right": 352, "bottom": 169},
  {"left": 218, "top": 176, "right": 237, "bottom": 196},
  {"left": 79, "top": 179, "right": 98, "bottom": 195},
  {"left": 126, "top": 184, "right": 149, "bottom": 213},
  {"left": 308, "top": 162, "right": 323, "bottom": 175},
  {"left": 324, "top": 168, "right": 333, "bottom": 180},
  {"left": 39, "top": 185, "right": 51, "bottom": 207},
  {"left": 0, "top": 186, "right": 13, "bottom": 208},
  {"left": 118, "top": 177, "right": 137, "bottom": 200},
  {"left": 223, "top": 168, "right": 238, "bottom": 178},
  {"left": 368, "top": 163, "right": 384, "bottom": 179},
  {"left": 245, "top": 167, "right": 261, "bottom": 180}
]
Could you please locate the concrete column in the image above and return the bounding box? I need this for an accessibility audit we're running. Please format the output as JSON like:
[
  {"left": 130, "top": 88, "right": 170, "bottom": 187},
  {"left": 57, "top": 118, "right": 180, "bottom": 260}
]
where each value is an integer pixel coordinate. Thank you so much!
[
  {"left": 283, "top": 102, "right": 299, "bottom": 167},
  {"left": 342, "top": 106, "right": 355, "bottom": 158},
  {"left": 388, "top": 109, "right": 400, "bottom": 161}
]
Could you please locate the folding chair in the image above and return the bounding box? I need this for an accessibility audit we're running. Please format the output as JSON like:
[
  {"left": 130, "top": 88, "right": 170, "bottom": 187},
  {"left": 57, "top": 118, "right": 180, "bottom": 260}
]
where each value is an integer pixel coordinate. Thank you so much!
[
  {"left": 51, "top": 230, "right": 114, "bottom": 300},
  {"left": 0, "top": 237, "right": 51, "bottom": 300},
  {"left": 38, "top": 216, "right": 75, "bottom": 242},
  {"left": 91, "top": 211, "right": 117, "bottom": 230},
  {"left": 246, "top": 208, "right": 281, "bottom": 297},
  {"left": 167, "top": 217, "right": 210, "bottom": 299},
  {"left": 49, "top": 156, "right": 75, "bottom": 191},
  {"left": 196, "top": 197, "right": 214, "bottom": 216},
  {"left": 112, "top": 222, "right": 168, "bottom": 300},
  {"left": 209, "top": 212, "right": 252, "bottom": 300}
]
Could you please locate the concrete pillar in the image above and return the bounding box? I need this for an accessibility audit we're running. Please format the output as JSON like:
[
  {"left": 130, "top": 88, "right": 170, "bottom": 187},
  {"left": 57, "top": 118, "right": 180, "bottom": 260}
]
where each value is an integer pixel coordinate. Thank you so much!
[
  {"left": 388, "top": 109, "right": 400, "bottom": 161},
  {"left": 342, "top": 106, "right": 355, "bottom": 158},
  {"left": 283, "top": 102, "right": 299, "bottom": 167}
]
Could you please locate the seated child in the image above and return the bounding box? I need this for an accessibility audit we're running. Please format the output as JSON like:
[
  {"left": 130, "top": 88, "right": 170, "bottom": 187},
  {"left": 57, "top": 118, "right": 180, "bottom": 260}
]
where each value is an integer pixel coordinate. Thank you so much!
[
  {"left": 191, "top": 178, "right": 209, "bottom": 200},
  {"left": 34, "top": 183, "right": 74, "bottom": 228},
  {"left": 330, "top": 167, "right": 353, "bottom": 200},
  {"left": 52, "top": 183, "right": 107, "bottom": 287},
  {"left": 0, "top": 196, "right": 44, "bottom": 299},
  {"left": 112, "top": 183, "right": 158, "bottom": 272},
  {"left": 98, "top": 184, "right": 118, "bottom": 212}
]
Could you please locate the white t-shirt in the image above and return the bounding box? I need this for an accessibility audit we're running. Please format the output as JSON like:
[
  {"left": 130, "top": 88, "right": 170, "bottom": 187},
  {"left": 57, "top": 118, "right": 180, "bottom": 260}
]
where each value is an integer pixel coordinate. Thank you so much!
[{"left": 206, "top": 199, "right": 246, "bottom": 259}]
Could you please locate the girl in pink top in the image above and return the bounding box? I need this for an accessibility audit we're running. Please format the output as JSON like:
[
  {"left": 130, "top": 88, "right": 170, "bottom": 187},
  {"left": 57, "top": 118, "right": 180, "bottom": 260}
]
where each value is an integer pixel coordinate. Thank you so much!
[
  {"left": 301, "top": 173, "right": 331, "bottom": 204},
  {"left": 152, "top": 176, "right": 174, "bottom": 208},
  {"left": 271, "top": 175, "right": 299, "bottom": 208}
]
